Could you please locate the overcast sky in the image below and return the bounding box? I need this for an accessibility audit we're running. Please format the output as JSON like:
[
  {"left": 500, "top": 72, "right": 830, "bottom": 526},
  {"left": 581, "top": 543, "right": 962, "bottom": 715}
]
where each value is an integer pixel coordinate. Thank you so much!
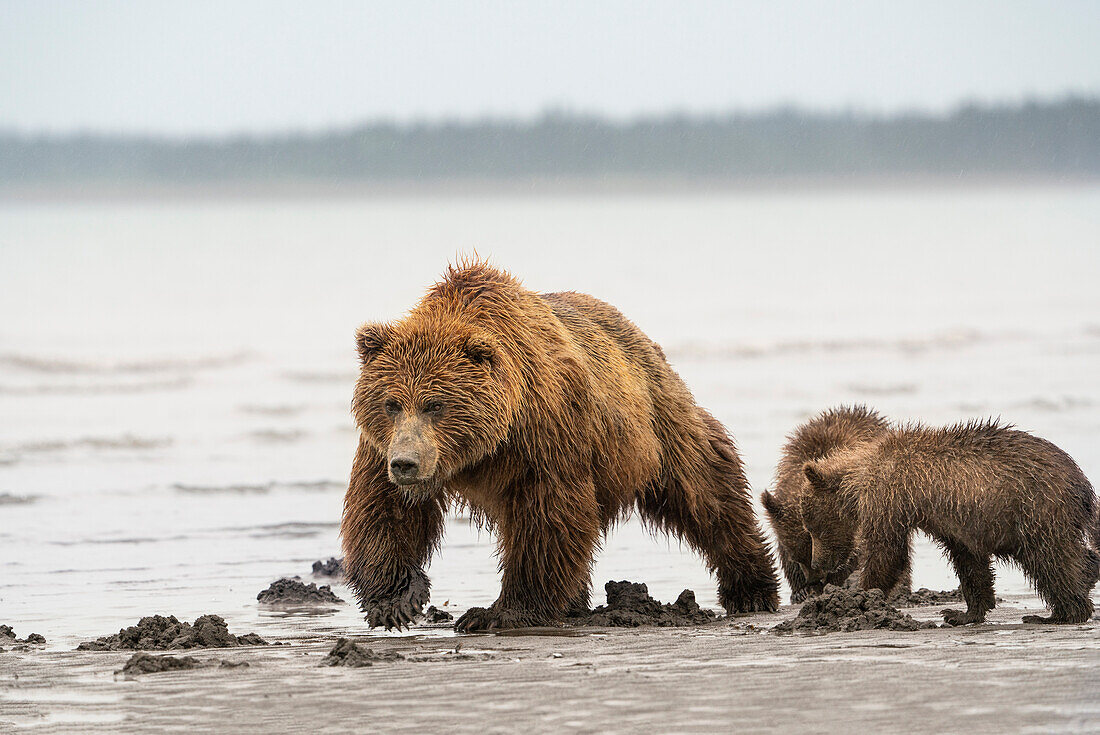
[{"left": 2, "top": 1, "right": 1099, "bottom": 135}]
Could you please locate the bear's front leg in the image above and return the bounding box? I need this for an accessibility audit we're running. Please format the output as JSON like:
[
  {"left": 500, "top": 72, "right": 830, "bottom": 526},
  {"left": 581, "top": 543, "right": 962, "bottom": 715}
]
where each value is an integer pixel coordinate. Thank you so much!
[
  {"left": 455, "top": 476, "right": 600, "bottom": 633},
  {"left": 858, "top": 523, "right": 911, "bottom": 597},
  {"left": 341, "top": 439, "right": 446, "bottom": 631}
]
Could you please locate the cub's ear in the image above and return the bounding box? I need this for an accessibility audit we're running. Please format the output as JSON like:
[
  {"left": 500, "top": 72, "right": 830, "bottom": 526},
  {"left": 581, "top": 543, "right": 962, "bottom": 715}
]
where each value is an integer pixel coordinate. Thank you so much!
[
  {"left": 803, "top": 462, "right": 837, "bottom": 492},
  {"left": 761, "top": 489, "right": 782, "bottom": 519},
  {"left": 355, "top": 323, "right": 391, "bottom": 363},
  {"left": 464, "top": 334, "right": 498, "bottom": 368}
]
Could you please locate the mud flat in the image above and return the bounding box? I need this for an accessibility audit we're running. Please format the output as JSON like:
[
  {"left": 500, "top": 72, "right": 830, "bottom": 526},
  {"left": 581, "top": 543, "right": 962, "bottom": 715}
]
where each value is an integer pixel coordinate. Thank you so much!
[{"left": 1, "top": 595, "right": 1097, "bottom": 734}]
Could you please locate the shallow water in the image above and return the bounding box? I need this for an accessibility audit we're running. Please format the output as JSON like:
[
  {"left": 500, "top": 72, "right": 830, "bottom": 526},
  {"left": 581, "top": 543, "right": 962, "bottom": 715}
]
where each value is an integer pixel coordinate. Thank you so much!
[{"left": 2, "top": 185, "right": 1098, "bottom": 648}]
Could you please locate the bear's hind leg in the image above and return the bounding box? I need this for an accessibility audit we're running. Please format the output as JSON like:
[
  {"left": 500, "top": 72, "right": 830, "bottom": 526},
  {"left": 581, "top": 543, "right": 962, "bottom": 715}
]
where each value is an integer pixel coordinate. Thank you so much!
[
  {"left": 941, "top": 541, "right": 996, "bottom": 626},
  {"left": 638, "top": 478, "right": 779, "bottom": 614},
  {"left": 1018, "top": 541, "right": 1095, "bottom": 624}
]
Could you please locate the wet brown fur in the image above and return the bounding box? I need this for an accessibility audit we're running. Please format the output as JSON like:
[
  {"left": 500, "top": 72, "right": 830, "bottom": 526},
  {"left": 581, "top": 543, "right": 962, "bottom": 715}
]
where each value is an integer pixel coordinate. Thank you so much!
[
  {"left": 342, "top": 261, "right": 779, "bottom": 631},
  {"left": 762, "top": 405, "right": 909, "bottom": 602},
  {"left": 802, "top": 419, "right": 1099, "bottom": 625}
]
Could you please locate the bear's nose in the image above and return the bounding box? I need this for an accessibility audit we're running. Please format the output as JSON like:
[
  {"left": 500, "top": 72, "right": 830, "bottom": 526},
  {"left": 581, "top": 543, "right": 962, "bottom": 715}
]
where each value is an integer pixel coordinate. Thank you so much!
[{"left": 390, "top": 456, "right": 420, "bottom": 480}]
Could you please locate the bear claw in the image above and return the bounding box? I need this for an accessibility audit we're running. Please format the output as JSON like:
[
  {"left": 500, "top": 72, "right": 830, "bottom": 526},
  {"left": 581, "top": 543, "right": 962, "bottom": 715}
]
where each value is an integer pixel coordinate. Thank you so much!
[
  {"left": 942, "top": 608, "right": 986, "bottom": 626},
  {"left": 724, "top": 588, "right": 780, "bottom": 615},
  {"left": 454, "top": 606, "right": 542, "bottom": 633},
  {"left": 363, "top": 571, "right": 430, "bottom": 631}
]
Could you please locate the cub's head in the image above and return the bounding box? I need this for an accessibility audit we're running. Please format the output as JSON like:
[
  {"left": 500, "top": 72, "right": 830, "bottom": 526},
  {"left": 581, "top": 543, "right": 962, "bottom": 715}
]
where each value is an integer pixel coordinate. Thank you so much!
[
  {"left": 352, "top": 317, "right": 517, "bottom": 493},
  {"left": 799, "top": 460, "right": 859, "bottom": 578},
  {"left": 761, "top": 489, "right": 815, "bottom": 590}
]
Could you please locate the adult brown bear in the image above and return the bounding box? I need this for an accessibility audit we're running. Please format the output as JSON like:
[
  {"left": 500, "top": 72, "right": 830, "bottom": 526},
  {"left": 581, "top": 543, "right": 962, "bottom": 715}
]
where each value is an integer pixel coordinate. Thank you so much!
[{"left": 342, "top": 261, "right": 779, "bottom": 631}]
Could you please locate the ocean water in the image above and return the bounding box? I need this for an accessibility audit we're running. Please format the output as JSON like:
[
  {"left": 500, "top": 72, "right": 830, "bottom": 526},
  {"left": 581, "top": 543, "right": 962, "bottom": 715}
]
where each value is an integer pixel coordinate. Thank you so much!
[{"left": 1, "top": 185, "right": 1098, "bottom": 649}]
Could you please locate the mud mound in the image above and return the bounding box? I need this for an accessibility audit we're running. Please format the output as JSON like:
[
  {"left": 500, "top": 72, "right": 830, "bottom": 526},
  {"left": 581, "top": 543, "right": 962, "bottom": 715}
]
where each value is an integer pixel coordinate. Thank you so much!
[
  {"left": 0, "top": 625, "right": 45, "bottom": 645},
  {"left": 425, "top": 605, "right": 453, "bottom": 623},
  {"left": 118, "top": 652, "right": 202, "bottom": 675},
  {"left": 899, "top": 588, "right": 963, "bottom": 606},
  {"left": 569, "top": 581, "right": 717, "bottom": 627},
  {"left": 320, "top": 638, "right": 404, "bottom": 668},
  {"left": 773, "top": 585, "right": 937, "bottom": 634},
  {"left": 257, "top": 577, "right": 344, "bottom": 605},
  {"left": 77, "top": 614, "right": 268, "bottom": 651},
  {"left": 311, "top": 557, "right": 344, "bottom": 577}
]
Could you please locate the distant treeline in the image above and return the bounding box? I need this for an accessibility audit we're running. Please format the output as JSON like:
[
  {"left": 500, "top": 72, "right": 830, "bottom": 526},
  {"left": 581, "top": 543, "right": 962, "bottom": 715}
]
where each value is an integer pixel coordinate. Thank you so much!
[{"left": 2, "top": 98, "right": 1098, "bottom": 186}]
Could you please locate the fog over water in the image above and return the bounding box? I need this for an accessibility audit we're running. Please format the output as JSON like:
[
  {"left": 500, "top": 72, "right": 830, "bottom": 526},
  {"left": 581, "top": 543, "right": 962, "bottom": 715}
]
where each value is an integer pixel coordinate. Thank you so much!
[{"left": 2, "top": 185, "right": 1099, "bottom": 647}]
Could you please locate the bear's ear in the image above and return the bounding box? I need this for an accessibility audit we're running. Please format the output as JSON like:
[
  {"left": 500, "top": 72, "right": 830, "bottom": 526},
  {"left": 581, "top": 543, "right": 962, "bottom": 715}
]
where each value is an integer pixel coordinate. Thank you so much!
[
  {"left": 464, "top": 334, "right": 498, "bottom": 369},
  {"left": 761, "top": 489, "right": 782, "bottom": 519},
  {"left": 803, "top": 462, "right": 837, "bottom": 492},
  {"left": 355, "top": 323, "right": 391, "bottom": 364}
]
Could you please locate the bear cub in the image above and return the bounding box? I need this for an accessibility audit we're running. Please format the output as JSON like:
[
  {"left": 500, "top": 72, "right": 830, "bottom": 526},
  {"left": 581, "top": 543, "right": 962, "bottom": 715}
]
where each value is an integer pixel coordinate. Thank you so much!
[
  {"left": 801, "top": 419, "right": 1099, "bottom": 625},
  {"left": 762, "top": 405, "right": 910, "bottom": 603}
]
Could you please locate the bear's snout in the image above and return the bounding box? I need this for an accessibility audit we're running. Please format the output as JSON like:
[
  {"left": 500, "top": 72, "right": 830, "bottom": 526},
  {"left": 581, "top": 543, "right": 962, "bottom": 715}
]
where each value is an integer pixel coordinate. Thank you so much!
[
  {"left": 389, "top": 455, "right": 420, "bottom": 483},
  {"left": 387, "top": 414, "right": 439, "bottom": 486}
]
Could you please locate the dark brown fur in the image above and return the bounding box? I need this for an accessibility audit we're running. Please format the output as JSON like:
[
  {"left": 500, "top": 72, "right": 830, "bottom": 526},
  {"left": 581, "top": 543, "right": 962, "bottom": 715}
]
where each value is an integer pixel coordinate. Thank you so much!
[
  {"left": 802, "top": 419, "right": 1099, "bottom": 625},
  {"left": 762, "top": 406, "right": 908, "bottom": 602},
  {"left": 342, "top": 262, "right": 779, "bottom": 631}
]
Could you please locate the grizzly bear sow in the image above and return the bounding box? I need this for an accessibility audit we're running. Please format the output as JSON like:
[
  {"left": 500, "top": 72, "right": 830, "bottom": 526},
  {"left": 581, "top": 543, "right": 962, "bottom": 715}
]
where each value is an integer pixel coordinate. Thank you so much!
[
  {"left": 801, "top": 420, "right": 1099, "bottom": 625},
  {"left": 762, "top": 405, "right": 908, "bottom": 603},
  {"left": 342, "top": 262, "right": 779, "bottom": 631}
]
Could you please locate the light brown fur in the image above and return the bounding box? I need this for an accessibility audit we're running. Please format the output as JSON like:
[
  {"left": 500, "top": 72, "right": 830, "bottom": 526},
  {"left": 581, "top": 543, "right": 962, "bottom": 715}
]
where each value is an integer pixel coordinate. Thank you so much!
[
  {"left": 342, "top": 261, "right": 779, "bottom": 631},
  {"left": 762, "top": 405, "right": 904, "bottom": 602},
  {"left": 802, "top": 419, "right": 1099, "bottom": 625}
]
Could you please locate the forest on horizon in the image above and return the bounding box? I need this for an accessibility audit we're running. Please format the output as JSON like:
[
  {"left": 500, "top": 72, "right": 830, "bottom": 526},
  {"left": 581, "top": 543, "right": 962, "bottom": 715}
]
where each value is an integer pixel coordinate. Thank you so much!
[{"left": 2, "top": 98, "right": 1098, "bottom": 187}]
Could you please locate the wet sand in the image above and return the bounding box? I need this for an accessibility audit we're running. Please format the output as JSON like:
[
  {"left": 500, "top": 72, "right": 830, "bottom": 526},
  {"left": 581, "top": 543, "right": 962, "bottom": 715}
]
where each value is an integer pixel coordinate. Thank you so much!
[{"left": 2, "top": 595, "right": 1097, "bottom": 734}]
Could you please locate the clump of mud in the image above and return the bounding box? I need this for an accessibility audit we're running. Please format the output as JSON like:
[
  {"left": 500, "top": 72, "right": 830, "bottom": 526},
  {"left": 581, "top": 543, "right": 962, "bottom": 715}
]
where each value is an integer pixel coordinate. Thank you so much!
[
  {"left": 311, "top": 557, "right": 344, "bottom": 577},
  {"left": 77, "top": 614, "right": 267, "bottom": 651},
  {"left": 0, "top": 625, "right": 45, "bottom": 645},
  {"left": 773, "top": 584, "right": 938, "bottom": 634},
  {"left": 424, "top": 606, "right": 454, "bottom": 623},
  {"left": 117, "top": 652, "right": 203, "bottom": 676},
  {"left": 257, "top": 577, "right": 344, "bottom": 605},
  {"left": 568, "top": 581, "right": 717, "bottom": 627},
  {"left": 320, "top": 638, "right": 404, "bottom": 668},
  {"left": 898, "top": 588, "right": 963, "bottom": 606}
]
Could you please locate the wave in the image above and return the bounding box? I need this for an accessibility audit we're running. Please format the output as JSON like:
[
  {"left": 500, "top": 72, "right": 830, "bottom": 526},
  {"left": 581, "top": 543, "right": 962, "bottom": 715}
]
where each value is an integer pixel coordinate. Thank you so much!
[
  {"left": 172, "top": 479, "right": 344, "bottom": 495},
  {"left": 0, "top": 492, "right": 40, "bottom": 505},
  {"left": 665, "top": 328, "right": 995, "bottom": 361},
  {"left": 281, "top": 370, "right": 357, "bottom": 384},
  {"left": 846, "top": 382, "right": 919, "bottom": 396},
  {"left": 248, "top": 429, "right": 308, "bottom": 444},
  {"left": 238, "top": 404, "right": 307, "bottom": 417},
  {"left": 0, "top": 351, "right": 252, "bottom": 375},
  {"left": 0, "top": 377, "right": 193, "bottom": 395},
  {"left": 1, "top": 434, "right": 171, "bottom": 463}
]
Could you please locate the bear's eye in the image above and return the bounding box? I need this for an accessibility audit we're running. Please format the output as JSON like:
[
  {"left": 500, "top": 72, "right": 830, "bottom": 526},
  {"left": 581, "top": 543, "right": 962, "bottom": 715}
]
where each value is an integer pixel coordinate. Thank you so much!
[
  {"left": 423, "top": 400, "right": 444, "bottom": 416},
  {"left": 384, "top": 400, "right": 401, "bottom": 416}
]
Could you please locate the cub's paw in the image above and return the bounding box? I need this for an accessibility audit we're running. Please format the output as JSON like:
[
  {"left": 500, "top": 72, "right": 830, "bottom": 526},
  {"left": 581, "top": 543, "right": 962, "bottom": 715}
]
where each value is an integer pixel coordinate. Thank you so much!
[
  {"left": 942, "top": 608, "right": 985, "bottom": 626},
  {"left": 723, "top": 585, "right": 780, "bottom": 615},
  {"left": 454, "top": 606, "right": 542, "bottom": 633},
  {"left": 363, "top": 569, "right": 430, "bottom": 631}
]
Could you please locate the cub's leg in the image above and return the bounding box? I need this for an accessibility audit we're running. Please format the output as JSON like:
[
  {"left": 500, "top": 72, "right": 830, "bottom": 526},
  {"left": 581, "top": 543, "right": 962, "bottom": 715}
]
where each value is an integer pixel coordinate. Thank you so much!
[
  {"left": 639, "top": 413, "right": 779, "bottom": 614},
  {"left": 341, "top": 440, "right": 446, "bottom": 630},
  {"left": 940, "top": 541, "right": 996, "bottom": 626},
  {"left": 859, "top": 523, "right": 911, "bottom": 596},
  {"left": 1018, "top": 540, "right": 1095, "bottom": 624},
  {"left": 455, "top": 475, "right": 600, "bottom": 632}
]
